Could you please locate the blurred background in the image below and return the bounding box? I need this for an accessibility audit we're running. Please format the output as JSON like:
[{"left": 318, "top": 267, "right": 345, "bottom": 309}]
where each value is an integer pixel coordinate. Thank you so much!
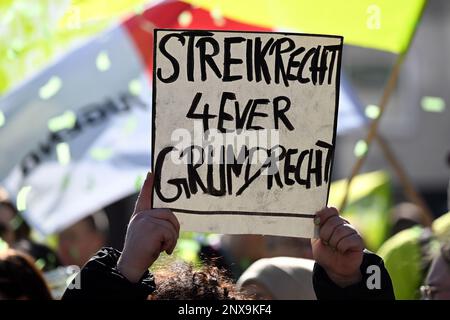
[
  {"left": 0, "top": 0, "right": 449, "bottom": 300},
  {"left": 337, "top": 0, "right": 450, "bottom": 214}
]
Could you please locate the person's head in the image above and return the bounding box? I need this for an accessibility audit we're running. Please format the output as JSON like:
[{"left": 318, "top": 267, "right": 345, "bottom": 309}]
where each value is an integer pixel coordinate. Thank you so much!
[
  {"left": 151, "top": 262, "right": 250, "bottom": 300},
  {"left": 0, "top": 218, "right": 14, "bottom": 246},
  {"left": 220, "top": 235, "right": 266, "bottom": 262},
  {"left": 0, "top": 200, "right": 31, "bottom": 246},
  {"left": 219, "top": 234, "right": 267, "bottom": 276},
  {"left": 390, "top": 202, "right": 428, "bottom": 236},
  {"left": 0, "top": 249, "right": 52, "bottom": 300},
  {"left": 262, "top": 236, "right": 313, "bottom": 259},
  {"left": 14, "top": 239, "right": 61, "bottom": 272},
  {"left": 58, "top": 211, "right": 109, "bottom": 266},
  {"left": 237, "top": 257, "right": 316, "bottom": 300},
  {"left": 421, "top": 241, "right": 450, "bottom": 300}
]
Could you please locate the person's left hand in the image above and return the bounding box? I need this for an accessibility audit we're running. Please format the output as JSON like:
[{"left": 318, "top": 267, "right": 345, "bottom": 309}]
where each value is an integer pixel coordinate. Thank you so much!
[{"left": 311, "top": 207, "right": 365, "bottom": 287}]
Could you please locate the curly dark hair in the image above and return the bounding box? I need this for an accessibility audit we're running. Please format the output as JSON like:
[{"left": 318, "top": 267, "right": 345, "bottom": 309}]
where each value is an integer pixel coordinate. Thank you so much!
[{"left": 151, "top": 262, "right": 251, "bottom": 300}]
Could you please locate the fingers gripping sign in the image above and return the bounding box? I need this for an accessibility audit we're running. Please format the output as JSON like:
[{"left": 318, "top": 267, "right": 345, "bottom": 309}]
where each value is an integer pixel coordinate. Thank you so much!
[
  {"left": 311, "top": 207, "right": 365, "bottom": 288},
  {"left": 118, "top": 172, "right": 181, "bottom": 283}
]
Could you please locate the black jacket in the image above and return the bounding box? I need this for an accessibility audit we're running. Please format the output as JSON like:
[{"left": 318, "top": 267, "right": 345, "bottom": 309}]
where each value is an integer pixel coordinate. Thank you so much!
[
  {"left": 62, "top": 247, "right": 394, "bottom": 300},
  {"left": 313, "top": 249, "right": 395, "bottom": 300}
]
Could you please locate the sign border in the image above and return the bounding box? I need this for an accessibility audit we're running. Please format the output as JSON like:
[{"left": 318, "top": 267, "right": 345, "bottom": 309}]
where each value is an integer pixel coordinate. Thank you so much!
[{"left": 151, "top": 28, "right": 343, "bottom": 220}]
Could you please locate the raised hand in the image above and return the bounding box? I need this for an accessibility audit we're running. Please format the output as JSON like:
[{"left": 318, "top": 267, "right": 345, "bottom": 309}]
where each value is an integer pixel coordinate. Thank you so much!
[
  {"left": 117, "top": 172, "right": 180, "bottom": 283},
  {"left": 311, "top": 207, "right": 365, "bottom": 287}
]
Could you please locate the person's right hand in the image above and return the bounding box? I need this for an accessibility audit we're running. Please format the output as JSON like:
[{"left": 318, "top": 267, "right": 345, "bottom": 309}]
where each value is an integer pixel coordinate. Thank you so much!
[
  {"left": 311, "top": 207, "right": 364, "bottom": 288},
  {"left": 117, "top": 172, "right": 180, "bottom": 283}
]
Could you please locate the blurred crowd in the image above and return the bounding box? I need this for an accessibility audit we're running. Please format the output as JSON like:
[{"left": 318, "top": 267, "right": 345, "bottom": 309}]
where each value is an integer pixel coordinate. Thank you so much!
[{"left": 1, "top": 178, "right": 450, "bottom": 300}]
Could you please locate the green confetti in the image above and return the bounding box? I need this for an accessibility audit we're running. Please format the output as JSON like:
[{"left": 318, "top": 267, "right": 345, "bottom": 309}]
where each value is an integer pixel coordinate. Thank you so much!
[
  {"left": 0, "top": 238, "right": 8, "bottom": 252},
  {"left": 48, "top": 111, "right": 76, "bottom": 132},
  {"left": 421, "top": 96, "right": 446, "bottom": 113},
  {"left": 56, "top": 142, "right": 71, "bottom": 165},
  {"left": 124, "top": 116, "right": 138, "bottom": 134},
  {"left": 0, "top": 111, "right": 5, "bottom": 128},
  {"left": 134, "top": 174, "right": 144, "bottom": 192},
  {"left": 44, "top": 234, "right": 59, "bottom": 251},
  {"left": 128, "top": 79, "right": 142, "bottom": 96},
  {"left": 96, "top": 51, "right": 111, "bottom": 71},
  {"left": 16, "top": 185, "right": 32, "bottom": 211},
  {"left": 61, "top": 174, "right": 71, "bottom": 190},
  {"left": 178, "top": 11, "right": 192, "bottom": 27},
  {"left": 39, "top": 76, "right": 62, "bottom": 99},
  {"left": 35, "top": 258, "right": 46, "bottom": 270},
  {"left": 0, "top": 0, "right": 151, "bottom": 95},
  {"left": 365, "top": 104, "right": 380, "bottom": 119},
  {"left": 211, "top": 7, "right": 225, "bottom": 26},
  {"left": 354, "top": 140, "right": 368, "bottom": 158},
  {"left": 90, "top": 147, "right": 113, "bottom": 161},
  {"left": 134, "top": 3, "right": 145, "bottom": 15},
  {"left": 10, "top": 214, "right": 23, "bottom": 231}
]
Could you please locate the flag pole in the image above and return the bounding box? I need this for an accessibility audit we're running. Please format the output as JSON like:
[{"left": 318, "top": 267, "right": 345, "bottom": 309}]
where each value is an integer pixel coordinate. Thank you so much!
[
  {"left": 339, "top": 53, "right": 404, "bottom": 212},
  {"left": 339, "top": 0, "right": 432, "bottom": 222},
  {"left": 375, "top": 134, "right": 434, "bottom": 226},
  {"left": 339, "top": 54, "right": 434, "bottom": 225}
]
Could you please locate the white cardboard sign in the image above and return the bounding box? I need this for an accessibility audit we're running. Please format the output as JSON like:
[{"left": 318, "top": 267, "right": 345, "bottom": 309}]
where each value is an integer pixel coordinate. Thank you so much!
[{"left": 152, "top": 29, "right": 342, "bottom": 238}]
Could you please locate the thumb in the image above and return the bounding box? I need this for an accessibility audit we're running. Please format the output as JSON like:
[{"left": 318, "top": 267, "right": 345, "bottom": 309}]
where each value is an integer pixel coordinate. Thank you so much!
[{"left": 133, "top": 172, "right": 154, "bottom": 215}]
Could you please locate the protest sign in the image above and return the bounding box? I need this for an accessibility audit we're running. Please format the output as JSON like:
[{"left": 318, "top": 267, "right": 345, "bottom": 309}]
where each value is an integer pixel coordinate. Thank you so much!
[{"left": 151, "top": 30, "right": 340, "bottom": 237}]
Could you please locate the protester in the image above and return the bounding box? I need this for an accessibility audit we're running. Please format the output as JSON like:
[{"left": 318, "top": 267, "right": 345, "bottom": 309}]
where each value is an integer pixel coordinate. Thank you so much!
[
  {"left": 433, "top": 210, "right": 450, "bottom": 241},
  {"left": 237, "top": 257, "right": 316, "bottom": 300},
  {"left": 62, "top": 173, "right": 394, "bottom": 300},
  {"left": 377, "top": 226, "right": 436, "bottom": 299},
  {"left": 418, "top": 157, "right": 450, "bottom": 300},
  {"left": 421, "top": 240, "right": 450, "bottom": 300},
  {"left": 419, "top": 210, "right": 450, "bottom": 300},
  {"left": 233, "top": 238, "right": 315, "bottom": 299},
  {"left": 378, "top": 210, "right": 450, "bottom": 299},
  {"left": 201, "top": 234, "right": 266, "bottom": 279},
  {"left": 266, "top": 236, "right": 313, "bottom": 257},
  {"left": 390, "top": 202, "right": 429, "bottom": 236},
  {"left": 0, "top": 204, "right": 14, "bottom": 247},
  {"left": 0, "top": 199, "right": 61, "bottom": 272},
  {"left": 0, "top": 248, "right": 52, "bottom": 300},
  {"left": 151, "top": 262, "right": 248, "bottom": 299},
  {"left": 57, "top": 211, "right": 109, "bottom": 267},
  {"left": 199, "top": 235, "right": 311, "bottom": 280}
]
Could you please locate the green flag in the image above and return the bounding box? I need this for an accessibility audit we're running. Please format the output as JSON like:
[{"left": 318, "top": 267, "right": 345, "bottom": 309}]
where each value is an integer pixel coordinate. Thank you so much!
[
  {"left": 187, "top": 0, "right": 426, "bottom": 53},
  {"left": 328, "top": 171, "right": 392, "bottom": 251},
  {"left": 0, "top": 0, "right": 149, "bottom": 94}
]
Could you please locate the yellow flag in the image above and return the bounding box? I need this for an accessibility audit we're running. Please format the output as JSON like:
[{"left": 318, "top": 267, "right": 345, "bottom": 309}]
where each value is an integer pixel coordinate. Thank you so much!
[{"left": 186, "top": 0, "right": 426, "bottom": 53}]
